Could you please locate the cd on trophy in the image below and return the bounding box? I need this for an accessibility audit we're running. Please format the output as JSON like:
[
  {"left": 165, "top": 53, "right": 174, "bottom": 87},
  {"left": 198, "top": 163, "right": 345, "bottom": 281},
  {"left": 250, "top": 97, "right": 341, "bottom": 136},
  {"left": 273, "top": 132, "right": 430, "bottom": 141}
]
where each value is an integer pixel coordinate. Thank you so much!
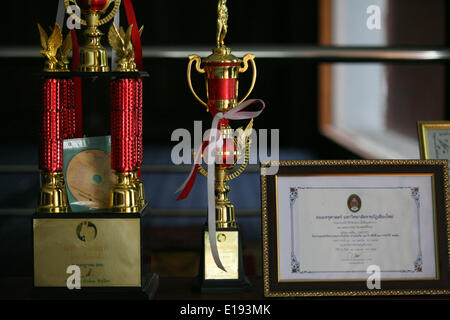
[{"left": 66, "top": 149, "right": 115, "bottom": 210}]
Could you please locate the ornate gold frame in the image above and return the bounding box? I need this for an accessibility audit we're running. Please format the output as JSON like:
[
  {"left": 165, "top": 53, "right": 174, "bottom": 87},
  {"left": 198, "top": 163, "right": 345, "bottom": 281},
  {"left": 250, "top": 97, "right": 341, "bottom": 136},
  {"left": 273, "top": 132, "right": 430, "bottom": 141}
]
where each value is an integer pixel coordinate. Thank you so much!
[
  {"left": 417, "top": 121, "right": 450, "bottom": 159},
  {"left": 261, "top": 160, "right": 450, "bottom": 297}
]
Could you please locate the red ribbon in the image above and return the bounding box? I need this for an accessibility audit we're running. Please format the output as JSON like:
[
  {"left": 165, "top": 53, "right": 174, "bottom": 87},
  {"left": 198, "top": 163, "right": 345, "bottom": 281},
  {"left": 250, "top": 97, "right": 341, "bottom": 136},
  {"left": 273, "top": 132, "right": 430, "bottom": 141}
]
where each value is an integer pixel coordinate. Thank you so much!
[
  {"left": 123, "top": 0, "right": 143, "bottom": 71},
  {"left": 70, "top": 29, "right": 79, "bottom": 71},
  {"left": 176, "top": 99, "right": 265, "bottom": 201},
  {"left": 176, "top": 140, "right": 210, "bottom": 201}
]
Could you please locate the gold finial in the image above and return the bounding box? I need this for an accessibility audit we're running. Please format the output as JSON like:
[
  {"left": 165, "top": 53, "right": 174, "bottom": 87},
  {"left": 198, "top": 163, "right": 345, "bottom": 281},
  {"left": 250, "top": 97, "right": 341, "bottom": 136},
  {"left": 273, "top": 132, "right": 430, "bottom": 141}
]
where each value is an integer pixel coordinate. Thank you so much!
[
  {"left": 216, "top": 0, "right": 229, "bottom": 50},
  {"left": 37, "top": 23, "right": 63, "bottom": 72},
  {"left": 108, "top": 23, "right": 144, "bottom": 72}
]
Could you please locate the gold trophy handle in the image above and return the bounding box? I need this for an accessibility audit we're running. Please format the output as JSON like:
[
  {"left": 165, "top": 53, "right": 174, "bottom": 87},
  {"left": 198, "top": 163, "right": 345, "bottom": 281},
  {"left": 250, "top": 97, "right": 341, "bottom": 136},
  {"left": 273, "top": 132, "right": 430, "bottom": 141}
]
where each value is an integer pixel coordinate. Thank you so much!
[
  {"left": 238, "top": 54, "right": 257, "bottom": 105},
  {"left": 198, "top": 163, "right": 208, "bottom": 177},
  {"left": 193, "top": 149, "right": 208, "bottom": 177},
  {"left": 225, "top": 137, "right": 250, "bottom": 181},
  {"left": 187, "top": 55, "right": 209, "bottom": 112}
]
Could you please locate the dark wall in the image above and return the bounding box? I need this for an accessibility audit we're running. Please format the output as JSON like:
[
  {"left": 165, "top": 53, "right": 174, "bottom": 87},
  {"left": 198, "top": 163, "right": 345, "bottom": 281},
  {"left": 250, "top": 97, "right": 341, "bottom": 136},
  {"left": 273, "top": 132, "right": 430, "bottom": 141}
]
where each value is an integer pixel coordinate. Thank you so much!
[
  {"left": 385, "top": 0, "right": 446, "bottom": 138},
  {"left": 2, "top": 1, "right": 317, "bottom": 46},
  {"left": 0, "top": 1, "right": 322, "bottom": 153}
]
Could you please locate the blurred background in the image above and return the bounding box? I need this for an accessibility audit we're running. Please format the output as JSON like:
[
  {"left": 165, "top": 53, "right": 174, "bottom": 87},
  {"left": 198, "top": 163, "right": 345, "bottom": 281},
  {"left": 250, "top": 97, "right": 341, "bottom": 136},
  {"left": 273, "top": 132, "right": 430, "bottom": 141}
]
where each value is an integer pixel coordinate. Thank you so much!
[{"left": 0, "top": 0, "right": 448, "bottom": 281}]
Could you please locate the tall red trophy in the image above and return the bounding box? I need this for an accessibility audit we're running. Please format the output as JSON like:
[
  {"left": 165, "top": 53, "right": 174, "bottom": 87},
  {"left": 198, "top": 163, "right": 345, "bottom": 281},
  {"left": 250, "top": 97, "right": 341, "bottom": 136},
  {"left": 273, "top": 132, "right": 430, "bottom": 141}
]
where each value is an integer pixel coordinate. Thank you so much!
[
  {"left": 179, "top": 0, "right": 265, "bottom": 292},
  {"left": 33, "top": 0, "right": 155, "bottom": 298}
]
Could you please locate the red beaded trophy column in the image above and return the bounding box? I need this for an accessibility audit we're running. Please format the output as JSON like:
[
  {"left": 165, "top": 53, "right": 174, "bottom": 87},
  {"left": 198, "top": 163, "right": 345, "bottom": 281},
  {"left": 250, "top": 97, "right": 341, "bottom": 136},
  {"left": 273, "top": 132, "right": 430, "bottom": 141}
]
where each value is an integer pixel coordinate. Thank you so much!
[
  {"left": 110, "top": 77, "right": 145, "bottom": 213},
  {"left": 61, "top": 78, "right": 76, "bottom": 140},
  {"left": 108, "top": 13, "right": 146, "bottom": 213},
  {"left": 36, "top": 23, "right": 72, "bottom": 213},
  {"left": 38, "top": 78, "right": 71, "bottom": 213}
]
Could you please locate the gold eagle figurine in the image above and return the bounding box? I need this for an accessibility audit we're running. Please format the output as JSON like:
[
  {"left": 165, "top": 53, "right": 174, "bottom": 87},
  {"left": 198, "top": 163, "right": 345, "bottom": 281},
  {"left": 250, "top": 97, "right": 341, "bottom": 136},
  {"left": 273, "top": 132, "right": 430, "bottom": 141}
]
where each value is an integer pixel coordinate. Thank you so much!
[
  {"left": 37, "top": 23, "right": 63, "bottom": 72},
  {"left": 236, "top": 118, "right": 254, "bottom": 156},
  {"left": 56, "top": 32, "right": 72, "bottom": 72},
  {"left": 108, "top": 23, "right": 144, "bottom": 72}
]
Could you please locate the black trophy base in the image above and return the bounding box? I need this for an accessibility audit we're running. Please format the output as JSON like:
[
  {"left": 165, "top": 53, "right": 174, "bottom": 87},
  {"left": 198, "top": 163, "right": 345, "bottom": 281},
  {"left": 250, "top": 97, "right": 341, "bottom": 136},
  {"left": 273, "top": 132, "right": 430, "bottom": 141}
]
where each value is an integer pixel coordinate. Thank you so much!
[
  {"left": 31, "top": 273, "right": 159, "bottom": 300},
  {"left": 193, "top": 224, "right": 252, "bottom": 294},
  {"left": 193, "top": 275, "right": 251, "bottom": 294}
]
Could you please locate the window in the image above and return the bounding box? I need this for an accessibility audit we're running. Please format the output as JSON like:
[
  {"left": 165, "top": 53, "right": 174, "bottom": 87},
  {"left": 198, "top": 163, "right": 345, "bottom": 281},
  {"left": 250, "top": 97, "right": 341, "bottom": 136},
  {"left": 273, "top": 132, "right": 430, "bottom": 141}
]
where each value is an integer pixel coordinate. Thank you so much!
[{"left": 319, "top": 0, "right": 445, "bottom": 158}]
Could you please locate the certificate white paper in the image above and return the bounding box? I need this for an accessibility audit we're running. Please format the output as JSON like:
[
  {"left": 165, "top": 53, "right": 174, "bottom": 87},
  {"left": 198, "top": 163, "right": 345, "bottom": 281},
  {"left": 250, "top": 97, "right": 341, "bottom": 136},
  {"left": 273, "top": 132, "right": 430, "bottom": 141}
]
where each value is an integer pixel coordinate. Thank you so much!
[{"left": 276, "top": 175, "right": 438, "bottom": 281}]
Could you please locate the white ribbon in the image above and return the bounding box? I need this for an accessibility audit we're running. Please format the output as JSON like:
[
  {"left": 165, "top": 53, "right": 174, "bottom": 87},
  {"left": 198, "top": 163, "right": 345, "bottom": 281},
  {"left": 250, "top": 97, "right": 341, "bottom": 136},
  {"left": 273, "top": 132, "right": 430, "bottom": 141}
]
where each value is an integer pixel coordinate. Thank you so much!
[
  {"left": 56, "top": 0, "right": 66, "bottom": 28},
  {"left": 206, "top": 114, "right": 225, "bottom": 270},
  {"left": 177, "top": 99, "right": 265, "bottom": 272},
  {"left": 111, "top": 10, "right": 121, "bottom": 70}
]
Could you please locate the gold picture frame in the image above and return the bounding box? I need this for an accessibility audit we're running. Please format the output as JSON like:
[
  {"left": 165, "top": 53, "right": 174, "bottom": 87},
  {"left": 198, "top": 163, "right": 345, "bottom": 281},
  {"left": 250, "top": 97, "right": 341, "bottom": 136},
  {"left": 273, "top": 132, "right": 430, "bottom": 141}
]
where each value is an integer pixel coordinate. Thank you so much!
[
  {"left": 261, "top": 160, "right": 450, "bottom": 297},
  {"left": 417, "top": 121, "right": 450, "bottom": 160}
]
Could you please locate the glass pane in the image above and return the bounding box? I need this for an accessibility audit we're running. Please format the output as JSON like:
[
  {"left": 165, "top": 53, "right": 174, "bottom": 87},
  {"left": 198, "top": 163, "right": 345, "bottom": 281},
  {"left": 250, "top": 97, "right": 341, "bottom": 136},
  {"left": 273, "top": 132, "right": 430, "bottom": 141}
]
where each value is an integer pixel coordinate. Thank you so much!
[{"left": 330, "top": 0, "right": 444, "bottom": 46}]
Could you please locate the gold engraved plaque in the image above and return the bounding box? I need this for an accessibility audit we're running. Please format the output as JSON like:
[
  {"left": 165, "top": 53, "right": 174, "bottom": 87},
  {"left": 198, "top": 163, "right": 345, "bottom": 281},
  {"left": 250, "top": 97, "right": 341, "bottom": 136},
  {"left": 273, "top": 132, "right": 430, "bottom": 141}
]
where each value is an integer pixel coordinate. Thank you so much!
[
  {"left": 204, "top": 231, "right": 239, "bottom": 280},
  {"left": 33, "top": 218, "right": 141, "bottom": 287}
]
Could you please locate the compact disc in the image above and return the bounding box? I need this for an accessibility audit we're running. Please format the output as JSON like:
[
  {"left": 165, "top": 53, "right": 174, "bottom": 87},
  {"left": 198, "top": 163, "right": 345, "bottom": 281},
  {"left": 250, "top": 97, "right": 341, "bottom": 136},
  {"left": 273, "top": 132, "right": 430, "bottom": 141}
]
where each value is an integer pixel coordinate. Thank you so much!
[{"left": 66, "top": 149, "right": 115, "bottom": 209}]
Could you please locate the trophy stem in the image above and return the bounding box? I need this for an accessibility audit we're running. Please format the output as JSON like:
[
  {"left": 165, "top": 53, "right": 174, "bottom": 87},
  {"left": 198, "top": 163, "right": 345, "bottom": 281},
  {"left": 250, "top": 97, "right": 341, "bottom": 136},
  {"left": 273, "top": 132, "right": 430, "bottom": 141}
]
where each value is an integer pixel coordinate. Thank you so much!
[
  {"left": 79, "top": 11, "right": 109, "bottom": 72},
  {"left": 37, "top": 172, "right": 70, "bottom": 213},
  {"left": 215, "top": 166, "right": 237, "bottom": 228}
]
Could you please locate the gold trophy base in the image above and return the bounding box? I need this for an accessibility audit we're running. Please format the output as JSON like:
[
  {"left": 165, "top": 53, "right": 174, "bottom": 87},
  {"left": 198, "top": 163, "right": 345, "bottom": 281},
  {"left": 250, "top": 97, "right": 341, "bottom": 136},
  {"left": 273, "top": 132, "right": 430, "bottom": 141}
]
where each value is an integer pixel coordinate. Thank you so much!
[
  {"left": 110, "top": 172, "right": 141, "bottom": 213},
  {"left": 32, "top": 208, "right": 158, "bottom": 299},
  {"left": 37, "top": 172, "right": 71, "bottom": 214},
  {"left": 194, "top": 224, "right": 251, "bottom": 293}
]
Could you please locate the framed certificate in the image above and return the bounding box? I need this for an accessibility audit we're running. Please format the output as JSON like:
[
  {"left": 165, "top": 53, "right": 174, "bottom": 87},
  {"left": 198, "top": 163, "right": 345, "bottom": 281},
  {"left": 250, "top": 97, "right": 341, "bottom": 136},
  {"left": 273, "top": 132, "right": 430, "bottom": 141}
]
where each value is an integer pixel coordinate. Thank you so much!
[
  {"left": 418, "top": 121, "right": 450, "bottom": 162},
  {"left": 261, "top": 160, "right": 450, "bottom": 297}
]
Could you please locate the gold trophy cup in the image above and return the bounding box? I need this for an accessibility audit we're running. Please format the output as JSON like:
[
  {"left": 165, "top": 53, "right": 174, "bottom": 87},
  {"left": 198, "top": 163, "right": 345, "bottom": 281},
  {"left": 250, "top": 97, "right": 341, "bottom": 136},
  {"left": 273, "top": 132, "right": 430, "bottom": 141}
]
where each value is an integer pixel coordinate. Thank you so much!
[{"left": 64, "top": 0, "right": 121, "bottom": 72}]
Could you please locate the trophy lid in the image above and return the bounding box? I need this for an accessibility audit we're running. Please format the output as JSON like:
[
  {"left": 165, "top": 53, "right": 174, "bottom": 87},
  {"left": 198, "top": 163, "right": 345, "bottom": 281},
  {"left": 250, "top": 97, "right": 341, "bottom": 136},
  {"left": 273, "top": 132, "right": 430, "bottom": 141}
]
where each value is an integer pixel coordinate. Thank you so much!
[{"left": 203, "top": 47, "right": 242, "bottom": 64}]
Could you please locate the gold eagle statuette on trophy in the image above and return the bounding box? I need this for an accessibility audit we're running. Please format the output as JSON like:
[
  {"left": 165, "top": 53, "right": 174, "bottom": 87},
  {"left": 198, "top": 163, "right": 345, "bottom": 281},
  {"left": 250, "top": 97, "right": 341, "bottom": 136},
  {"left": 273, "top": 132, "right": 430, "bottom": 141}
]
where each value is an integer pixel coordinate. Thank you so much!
[
  {"left": 56, "top": 32, "right": 72, "bottom": 72},
  {"left": 37, "top": 23, "right": 72, "bottom": 72},
  {"left": 108, "top": 23, "right": 144, "bottom": 72},
  {"left": 236, "top": 118, "right": 254, "bottom": 156}
]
